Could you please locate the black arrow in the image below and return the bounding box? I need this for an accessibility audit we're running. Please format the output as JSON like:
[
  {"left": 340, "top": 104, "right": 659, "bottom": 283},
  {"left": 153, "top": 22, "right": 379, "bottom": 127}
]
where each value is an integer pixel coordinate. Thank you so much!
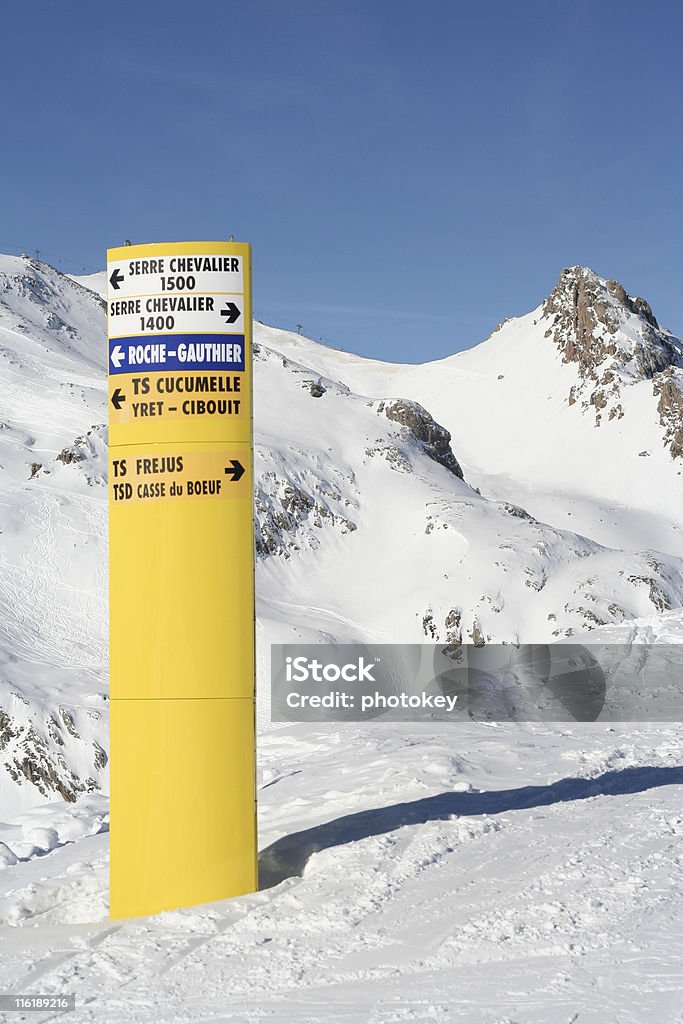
[
  {"left": 111, "top": 388, "right": 126, "bottom": 410},
  {"left": 220, "top": 302, "right": 240, "bottom": 324},
  {"left": 224, "top": 459, "right": 244, "bottom": 482},
  {"left": 109, "top": 268, "right": 125, "bottom": 290}
]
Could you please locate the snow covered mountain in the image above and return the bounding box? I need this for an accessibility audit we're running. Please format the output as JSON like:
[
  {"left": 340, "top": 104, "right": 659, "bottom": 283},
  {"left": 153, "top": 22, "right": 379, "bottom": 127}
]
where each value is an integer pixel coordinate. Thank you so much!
[
  {"left": 0, "top": 257, "right": 108, "bottom": 816},
  {"left": 263, "top": 266, "right": 683, "bottom": 551},
  {"left": 0, "top": 254, "right": 681, "bottom": 1021},
  {"left": 0, "top": 255, "right": 682, "bottom": 814}
]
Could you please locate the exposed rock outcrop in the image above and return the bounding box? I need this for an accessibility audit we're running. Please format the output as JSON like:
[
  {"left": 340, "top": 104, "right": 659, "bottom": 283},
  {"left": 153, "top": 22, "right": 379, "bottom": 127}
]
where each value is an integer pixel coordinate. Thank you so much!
[
  {"left": 0, "top": 707, "right": 98, "bottom": 803},
  {"left": 378, "top": 399, "right": 464, "bottom": 478},
  {"left": 653, "top": 370, "right": 683, "bottom": 459},
  {"left": 254, "top": 461, "right": 358, "bottom": 559},
  {"left": 542, "top": 266, "right": 683, "bottom": 451}
]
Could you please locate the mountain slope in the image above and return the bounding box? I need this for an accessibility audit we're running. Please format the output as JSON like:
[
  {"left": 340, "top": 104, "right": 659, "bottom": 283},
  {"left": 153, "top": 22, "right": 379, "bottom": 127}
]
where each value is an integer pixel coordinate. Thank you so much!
[
  {"left": 0, "top": 257, "right": 108, "bottom": 815},
  {"left": 259, "top": 267, "right": 683, "bottom": 554},
  {"left": 0, "top": 255, "right": 680, "bottom": 1022},
  {"left": 0, "top": 256, "right": 681, "bottom": 812}
]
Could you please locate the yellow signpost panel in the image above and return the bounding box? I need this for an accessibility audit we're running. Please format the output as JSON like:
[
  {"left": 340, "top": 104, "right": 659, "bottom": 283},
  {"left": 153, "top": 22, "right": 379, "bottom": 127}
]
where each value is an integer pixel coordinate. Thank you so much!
[{"left": 108, "top": 241, "right": 256, "bottom": 919}]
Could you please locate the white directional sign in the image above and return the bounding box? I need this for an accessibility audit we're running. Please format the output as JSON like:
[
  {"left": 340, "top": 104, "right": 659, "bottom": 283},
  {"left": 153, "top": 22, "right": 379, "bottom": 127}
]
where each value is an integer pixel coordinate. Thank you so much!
[
  {"left": 107, "top": 254, "right": 243, "bottom": 299},
  {"left": 108, "top": 297, "right": 244, "bottom": 339}
]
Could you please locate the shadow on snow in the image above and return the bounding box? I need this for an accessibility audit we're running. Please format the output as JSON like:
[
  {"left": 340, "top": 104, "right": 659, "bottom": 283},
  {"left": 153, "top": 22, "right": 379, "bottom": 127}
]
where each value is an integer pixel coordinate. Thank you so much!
[{"left": 258, "top": 764, "right": 683, "bottom": 889}]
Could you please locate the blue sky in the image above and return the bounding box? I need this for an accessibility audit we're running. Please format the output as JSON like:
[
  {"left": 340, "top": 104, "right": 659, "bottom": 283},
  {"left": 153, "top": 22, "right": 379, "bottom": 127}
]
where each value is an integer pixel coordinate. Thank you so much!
[{"left": 0, "top": 0, "right": 680, "bottom": 361}]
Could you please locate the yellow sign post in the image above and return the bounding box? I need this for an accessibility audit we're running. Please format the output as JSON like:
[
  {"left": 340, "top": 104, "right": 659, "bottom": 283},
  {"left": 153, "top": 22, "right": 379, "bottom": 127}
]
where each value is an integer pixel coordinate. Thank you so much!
[{"left": 107, "top": 241, "right": 256, "bottom": 919}]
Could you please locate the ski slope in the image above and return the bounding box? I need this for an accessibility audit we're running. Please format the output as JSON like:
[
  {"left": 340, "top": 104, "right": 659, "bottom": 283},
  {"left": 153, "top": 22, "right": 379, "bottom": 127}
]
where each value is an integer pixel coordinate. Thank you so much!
[{"left": 0, "top": 722, "right": 681, "bottom": 1022}]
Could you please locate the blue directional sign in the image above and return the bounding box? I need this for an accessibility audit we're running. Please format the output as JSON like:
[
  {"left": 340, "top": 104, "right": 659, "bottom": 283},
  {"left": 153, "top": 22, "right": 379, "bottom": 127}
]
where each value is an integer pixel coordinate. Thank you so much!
[{"left": 109, "top": 335, "right": 246, "bottom": 375}]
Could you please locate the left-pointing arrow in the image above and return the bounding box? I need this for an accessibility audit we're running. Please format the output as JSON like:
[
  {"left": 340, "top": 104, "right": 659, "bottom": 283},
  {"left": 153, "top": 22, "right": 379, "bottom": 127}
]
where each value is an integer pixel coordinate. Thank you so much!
[
  {"left": 110, "top": 268, "right": 125, "bottom": 290},
  {"left": 110, "top": 344, "right": 125, "bottom": 369},
  {"left": 224, "top": 459, "right": 245, "bottom": 482},
  {"left": 111, "top": 388, "right": 126, "bottom": 411}
]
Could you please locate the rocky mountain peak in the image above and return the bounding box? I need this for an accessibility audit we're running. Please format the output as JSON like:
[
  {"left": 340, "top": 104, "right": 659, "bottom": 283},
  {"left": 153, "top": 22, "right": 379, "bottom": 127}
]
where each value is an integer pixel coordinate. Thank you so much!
[
  {"left": 540, "top": 266, "right": 683, "bottom": 454},
  {"left": 542, "top": 266, "right": 678, "bottom": 377}
]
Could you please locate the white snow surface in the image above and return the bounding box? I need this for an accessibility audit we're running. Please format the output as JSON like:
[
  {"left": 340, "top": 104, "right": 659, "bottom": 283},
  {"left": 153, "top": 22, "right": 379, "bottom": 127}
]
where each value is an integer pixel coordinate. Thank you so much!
[
  {"left": 0, "top": 255, "right": 681, "bottom": 1021},
  {"left": 68, "top": 272, "right": 107, "bottom": 301}
]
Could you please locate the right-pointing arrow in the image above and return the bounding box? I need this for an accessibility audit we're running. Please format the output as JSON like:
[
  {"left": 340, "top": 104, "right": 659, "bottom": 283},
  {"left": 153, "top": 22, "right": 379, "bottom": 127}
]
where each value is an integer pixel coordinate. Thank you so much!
[
  {"left": 224, "top": 459, "right": 244, "bottom": 482},
  {"left": 111, "top": 388, "right": 126, "bottom": 411},
  {"left": 220, "top": 302, "right": 241, "bottom": 324},
  {"left": 110, "top": 344, "right": 125, "bottom": 369}
]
